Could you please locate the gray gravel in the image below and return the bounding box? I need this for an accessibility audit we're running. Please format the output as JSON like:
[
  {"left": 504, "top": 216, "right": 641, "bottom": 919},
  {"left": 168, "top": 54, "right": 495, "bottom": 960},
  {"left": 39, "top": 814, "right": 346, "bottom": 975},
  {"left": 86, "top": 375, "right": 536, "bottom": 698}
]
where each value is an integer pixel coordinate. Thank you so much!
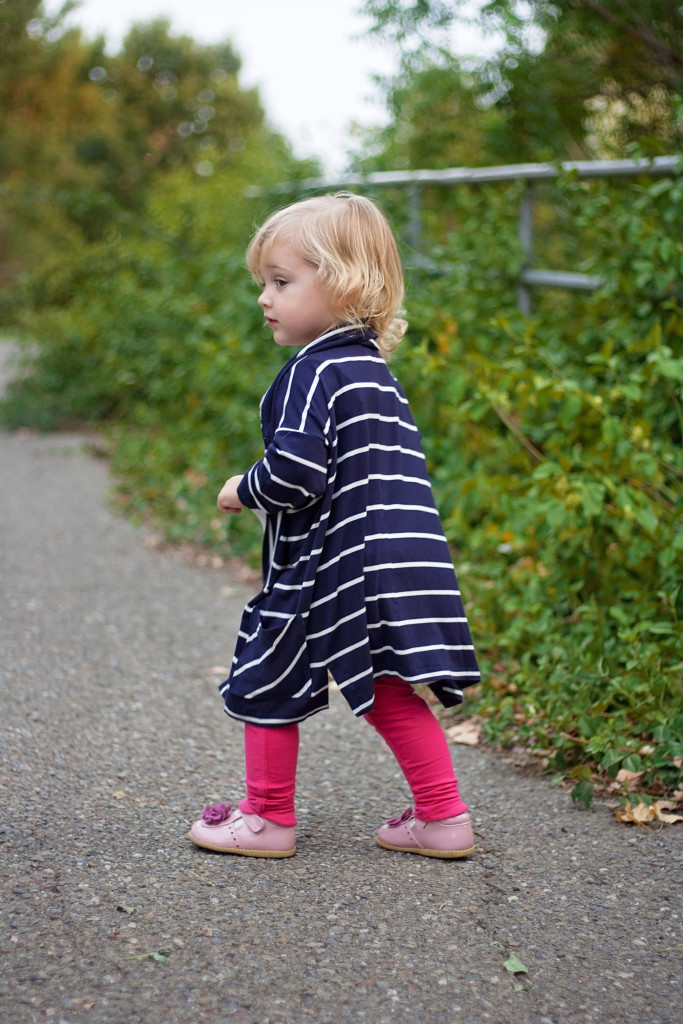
[{"left": 1, "top": 430, "right": 681, "bottom": 1024}]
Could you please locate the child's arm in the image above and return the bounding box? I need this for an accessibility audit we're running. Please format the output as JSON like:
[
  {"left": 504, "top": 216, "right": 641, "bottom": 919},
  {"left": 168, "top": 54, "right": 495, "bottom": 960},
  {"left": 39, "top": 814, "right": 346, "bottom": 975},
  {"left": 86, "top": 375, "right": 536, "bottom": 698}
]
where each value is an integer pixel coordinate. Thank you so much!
[
  {"left": 237, "top": 429, "right": 328, "bottom": 515},
  {"left": 233, "top": 360, "right": 330, "bottom": 515},
  {"left": 217, "top": 475, "right": 245, "bottom": 514}
]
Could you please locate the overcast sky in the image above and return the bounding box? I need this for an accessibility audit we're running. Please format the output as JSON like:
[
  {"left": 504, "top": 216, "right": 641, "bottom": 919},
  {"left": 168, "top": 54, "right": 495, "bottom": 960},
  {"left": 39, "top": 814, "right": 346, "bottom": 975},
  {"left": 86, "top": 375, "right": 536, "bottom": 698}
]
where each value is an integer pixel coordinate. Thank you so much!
[
  {"left": 50, "top": 1, "right": 498, "bottom": 175},
  {"left": 49, "top": 0, "right": 403, "bottom": 174}
]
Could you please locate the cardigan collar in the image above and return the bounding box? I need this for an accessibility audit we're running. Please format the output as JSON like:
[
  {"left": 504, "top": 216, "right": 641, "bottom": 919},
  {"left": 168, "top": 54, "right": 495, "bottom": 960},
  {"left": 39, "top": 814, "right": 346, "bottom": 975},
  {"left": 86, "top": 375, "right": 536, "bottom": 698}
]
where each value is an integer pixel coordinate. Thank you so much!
[
  {"left": 259, "top": 325, "right": 380, "bottom": 440},
  {"left": 295, "top": 324, "right": 379, "bottom": 360}
]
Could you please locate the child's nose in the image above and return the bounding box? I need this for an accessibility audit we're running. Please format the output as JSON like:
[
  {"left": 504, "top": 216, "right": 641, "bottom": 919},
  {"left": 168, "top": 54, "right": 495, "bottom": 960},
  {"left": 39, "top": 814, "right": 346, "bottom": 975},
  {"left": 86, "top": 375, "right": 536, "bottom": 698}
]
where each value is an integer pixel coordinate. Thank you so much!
[{"left": 258, "top": 290, "right": 270, "bottom": 308}]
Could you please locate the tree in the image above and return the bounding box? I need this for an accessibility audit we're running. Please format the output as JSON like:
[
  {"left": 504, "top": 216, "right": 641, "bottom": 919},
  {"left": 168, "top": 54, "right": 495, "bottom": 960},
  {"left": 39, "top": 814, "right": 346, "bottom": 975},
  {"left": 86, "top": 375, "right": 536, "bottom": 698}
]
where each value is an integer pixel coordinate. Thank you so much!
[
  {"left": 0, "top": 1, "right": 106, "bottom": 272},
  {"left": 355, "top": 59, "right": 508, "bottom": 169},
  {"left": 82, "top": 18, "right": 273, "bottom": 204},
  {"left": 359, "top": 1, "right": 683, "bottom": 162},
  {"left": 0, "top": 3, "right": 298, "bottom": 291}
]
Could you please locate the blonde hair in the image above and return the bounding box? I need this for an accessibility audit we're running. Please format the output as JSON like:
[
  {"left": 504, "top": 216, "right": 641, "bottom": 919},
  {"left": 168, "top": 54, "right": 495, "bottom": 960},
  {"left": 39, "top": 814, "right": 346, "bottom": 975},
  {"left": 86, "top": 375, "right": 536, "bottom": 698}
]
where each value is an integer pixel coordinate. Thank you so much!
[{"left": 246, "top": 192, "right": 407, "bottom": 358}]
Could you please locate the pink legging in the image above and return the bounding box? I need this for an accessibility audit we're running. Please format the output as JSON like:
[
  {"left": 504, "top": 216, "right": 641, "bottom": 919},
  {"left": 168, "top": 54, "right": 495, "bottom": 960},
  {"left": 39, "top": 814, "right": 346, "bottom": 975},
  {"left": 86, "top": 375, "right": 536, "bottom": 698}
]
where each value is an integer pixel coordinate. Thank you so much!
[{"left": 239, "top": 676, "right": 468, "bottom": 827}]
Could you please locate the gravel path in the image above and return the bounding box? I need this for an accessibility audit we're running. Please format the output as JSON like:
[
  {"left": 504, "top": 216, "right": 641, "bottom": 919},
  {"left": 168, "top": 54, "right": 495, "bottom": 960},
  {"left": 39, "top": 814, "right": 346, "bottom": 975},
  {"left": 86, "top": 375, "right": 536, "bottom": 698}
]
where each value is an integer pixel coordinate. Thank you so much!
[{"left": 1, "top": 430, "right": 680, "bottom": 1024}]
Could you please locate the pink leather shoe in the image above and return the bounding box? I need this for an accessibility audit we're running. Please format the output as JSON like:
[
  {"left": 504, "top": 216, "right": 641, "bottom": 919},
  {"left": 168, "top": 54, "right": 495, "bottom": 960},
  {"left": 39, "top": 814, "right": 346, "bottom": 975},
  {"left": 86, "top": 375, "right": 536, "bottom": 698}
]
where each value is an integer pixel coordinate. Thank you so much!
[
  {"left": 189, "top": 802, "right": 296, "bottom": 858},
  {"left": 376, "top": 807, "right": 475, "bottom": 859}
]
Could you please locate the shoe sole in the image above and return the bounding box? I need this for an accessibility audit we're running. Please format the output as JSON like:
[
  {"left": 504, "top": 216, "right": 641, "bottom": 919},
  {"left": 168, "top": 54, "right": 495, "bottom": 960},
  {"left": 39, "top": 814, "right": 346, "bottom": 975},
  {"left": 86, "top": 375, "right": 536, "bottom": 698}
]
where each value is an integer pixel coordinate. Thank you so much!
[
  {"left": 375, "top": 836, "right": 474, "bottom": 859},
  {"left": 188, "top": 832, "right": 296, "bottom": 858}
]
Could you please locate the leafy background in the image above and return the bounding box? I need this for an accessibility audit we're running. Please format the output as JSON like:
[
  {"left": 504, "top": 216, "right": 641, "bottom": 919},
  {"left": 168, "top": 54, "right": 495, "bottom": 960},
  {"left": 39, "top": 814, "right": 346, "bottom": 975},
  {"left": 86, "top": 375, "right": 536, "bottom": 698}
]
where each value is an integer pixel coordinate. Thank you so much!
[{"left": 2, "top": 1, "right": 682, "bottom": 811}]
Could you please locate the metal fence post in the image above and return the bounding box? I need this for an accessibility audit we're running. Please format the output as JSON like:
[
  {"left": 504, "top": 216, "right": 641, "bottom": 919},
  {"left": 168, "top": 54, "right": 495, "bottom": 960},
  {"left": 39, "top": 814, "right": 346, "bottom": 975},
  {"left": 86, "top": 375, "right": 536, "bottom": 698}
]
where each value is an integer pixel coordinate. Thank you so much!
[
  {"left": 517, "top": 184, "right": 534, "bottom": 315},
  {"left": 407, "top": 181, "right": 422, "bottom": 260}
]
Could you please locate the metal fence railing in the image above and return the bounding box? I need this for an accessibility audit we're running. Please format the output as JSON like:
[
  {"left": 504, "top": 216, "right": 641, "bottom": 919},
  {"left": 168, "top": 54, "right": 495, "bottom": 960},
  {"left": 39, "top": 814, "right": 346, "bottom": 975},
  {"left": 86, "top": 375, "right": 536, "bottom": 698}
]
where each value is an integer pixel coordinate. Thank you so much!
[{"left": 248, "top": 156, "right": 681, "bottom": 313}]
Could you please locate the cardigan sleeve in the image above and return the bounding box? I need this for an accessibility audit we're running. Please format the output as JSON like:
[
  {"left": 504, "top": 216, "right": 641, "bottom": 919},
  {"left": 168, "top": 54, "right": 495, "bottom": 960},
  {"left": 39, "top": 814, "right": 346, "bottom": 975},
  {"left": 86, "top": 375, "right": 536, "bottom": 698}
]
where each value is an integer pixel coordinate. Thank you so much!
[{"left": 237, "top": 357, "right": 330, "bottom": 514}]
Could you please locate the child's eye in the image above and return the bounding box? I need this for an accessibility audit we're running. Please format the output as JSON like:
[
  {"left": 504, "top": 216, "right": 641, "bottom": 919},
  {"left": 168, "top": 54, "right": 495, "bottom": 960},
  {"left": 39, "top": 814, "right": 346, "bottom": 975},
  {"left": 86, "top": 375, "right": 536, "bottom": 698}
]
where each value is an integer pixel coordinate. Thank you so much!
[{"left": 275, "top": 278, "right": 287, "bottom": 288}]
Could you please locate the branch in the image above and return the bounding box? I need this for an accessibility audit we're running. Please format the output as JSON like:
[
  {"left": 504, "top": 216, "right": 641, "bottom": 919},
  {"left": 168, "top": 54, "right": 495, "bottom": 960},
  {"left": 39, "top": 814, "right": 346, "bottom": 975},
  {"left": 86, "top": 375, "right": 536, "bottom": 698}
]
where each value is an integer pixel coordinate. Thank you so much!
[
  {"left": 490, "top": 404, "right": 545, "bottom": 463},
  {"left": 578, "top": 0, "right": 683, "bottom": 72}
]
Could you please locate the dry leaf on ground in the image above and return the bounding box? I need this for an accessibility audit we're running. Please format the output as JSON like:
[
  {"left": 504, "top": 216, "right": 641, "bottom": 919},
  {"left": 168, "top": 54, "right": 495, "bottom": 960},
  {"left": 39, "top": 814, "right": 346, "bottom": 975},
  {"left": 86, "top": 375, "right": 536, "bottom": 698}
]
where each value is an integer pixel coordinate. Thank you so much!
[
  {"left": 615, "top": 800, "right": 683, "bottom": 825},
  {"left": 446, "top": 721, "right": 481, "bottom": 746},
  {"left": 615, "top": 768, "right": 645, "bottom": 790}
]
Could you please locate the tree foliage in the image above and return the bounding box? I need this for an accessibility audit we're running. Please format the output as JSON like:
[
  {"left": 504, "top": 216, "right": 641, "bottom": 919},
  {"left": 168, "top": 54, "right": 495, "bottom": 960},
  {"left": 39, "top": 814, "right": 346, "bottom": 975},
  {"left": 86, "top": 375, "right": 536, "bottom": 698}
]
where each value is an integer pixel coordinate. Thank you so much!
[
  {"left": 356, "top": 61, "right": 507, "bottom": 169},
  {"left": 0, "top": 2, "right": 297, "bottom": 288},
  {"left": 78, "top": 18, "right": 269, "bottom": 203},
  {"left": 0, "top": 1, "right": 102, "bottom": 274},
  {"left": 359, "top": 1, "right": 683, "bottom": 164}
]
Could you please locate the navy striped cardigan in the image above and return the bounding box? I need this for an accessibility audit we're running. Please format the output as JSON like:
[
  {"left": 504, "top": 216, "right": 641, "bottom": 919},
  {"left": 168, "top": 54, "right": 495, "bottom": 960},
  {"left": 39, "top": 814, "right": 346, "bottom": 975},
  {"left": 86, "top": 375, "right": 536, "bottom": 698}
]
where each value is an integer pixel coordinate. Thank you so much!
[{"left": 220, "top": 325, "right": 480, "bottom": 726}]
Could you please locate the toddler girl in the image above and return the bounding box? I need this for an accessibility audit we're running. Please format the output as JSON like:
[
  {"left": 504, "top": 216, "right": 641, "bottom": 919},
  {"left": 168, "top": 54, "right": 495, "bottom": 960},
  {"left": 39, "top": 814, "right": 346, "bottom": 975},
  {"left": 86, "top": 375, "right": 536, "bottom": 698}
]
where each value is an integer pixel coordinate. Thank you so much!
[{"left": 189, "top": 192, "right": 480, "bottom": 858}]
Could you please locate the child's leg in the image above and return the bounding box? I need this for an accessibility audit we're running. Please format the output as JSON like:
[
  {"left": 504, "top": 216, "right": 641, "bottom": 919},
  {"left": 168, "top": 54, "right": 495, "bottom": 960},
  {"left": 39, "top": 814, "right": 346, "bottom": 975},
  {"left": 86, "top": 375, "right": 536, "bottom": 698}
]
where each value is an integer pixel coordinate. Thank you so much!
[
  {"left": 238, "top": 722, "right": 299, "bottom": 827},
  {"left": 364, "top": 676, "right": 468, "bottom": 821}
]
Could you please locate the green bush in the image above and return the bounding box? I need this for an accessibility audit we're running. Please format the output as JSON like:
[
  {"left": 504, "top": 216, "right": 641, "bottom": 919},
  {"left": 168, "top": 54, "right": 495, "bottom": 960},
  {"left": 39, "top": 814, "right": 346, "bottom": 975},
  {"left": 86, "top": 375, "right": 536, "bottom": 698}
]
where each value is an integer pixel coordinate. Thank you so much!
[
  {"left": 3, "top": 166, "right": 681, "bottom": 805},
  {"left": 392, "top": 169, "right": 683, "bottom": 805}
]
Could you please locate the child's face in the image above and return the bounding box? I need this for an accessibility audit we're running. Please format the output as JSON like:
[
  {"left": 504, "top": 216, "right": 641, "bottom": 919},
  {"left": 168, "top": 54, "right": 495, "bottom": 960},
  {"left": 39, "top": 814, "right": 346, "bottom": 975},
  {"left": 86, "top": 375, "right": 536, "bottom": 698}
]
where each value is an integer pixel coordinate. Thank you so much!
[{"left": 257, "top": 240, "right": 336, "bottom": 347}]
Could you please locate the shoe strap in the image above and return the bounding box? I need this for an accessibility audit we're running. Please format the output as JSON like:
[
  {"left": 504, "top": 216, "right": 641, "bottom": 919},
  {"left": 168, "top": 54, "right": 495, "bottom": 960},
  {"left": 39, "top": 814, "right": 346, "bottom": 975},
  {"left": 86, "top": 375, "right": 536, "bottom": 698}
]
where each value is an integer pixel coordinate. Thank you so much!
[{"left": 240, "top": 811, "right": 266, "bottom": 834}]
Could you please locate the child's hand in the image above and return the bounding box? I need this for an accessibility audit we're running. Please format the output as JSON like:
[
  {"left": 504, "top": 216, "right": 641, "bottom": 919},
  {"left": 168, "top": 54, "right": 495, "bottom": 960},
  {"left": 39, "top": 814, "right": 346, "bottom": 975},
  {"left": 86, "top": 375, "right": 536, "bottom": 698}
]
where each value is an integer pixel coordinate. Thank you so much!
[{"left": 217, "top": 475, "right": 245, "bottom": 514}]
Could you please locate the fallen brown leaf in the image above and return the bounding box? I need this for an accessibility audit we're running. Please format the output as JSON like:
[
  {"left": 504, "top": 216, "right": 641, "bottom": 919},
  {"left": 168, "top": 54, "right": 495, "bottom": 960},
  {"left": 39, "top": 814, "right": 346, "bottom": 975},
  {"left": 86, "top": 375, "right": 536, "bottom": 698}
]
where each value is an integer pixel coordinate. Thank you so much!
[
  {"left": 615, "top": 802, "right": 654, "bottom": 824},
  {"left": 615, "top": 769, "right": 645, "bottom": 790},
  {"left": 446, "top": 721, "right": 481, "bottom": 746},
  {"left": 615, "top": 800, "right": 683, "bottom": 825},
  {"left": 653, "top": 801, "right": 683, "bottom": 824}
]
